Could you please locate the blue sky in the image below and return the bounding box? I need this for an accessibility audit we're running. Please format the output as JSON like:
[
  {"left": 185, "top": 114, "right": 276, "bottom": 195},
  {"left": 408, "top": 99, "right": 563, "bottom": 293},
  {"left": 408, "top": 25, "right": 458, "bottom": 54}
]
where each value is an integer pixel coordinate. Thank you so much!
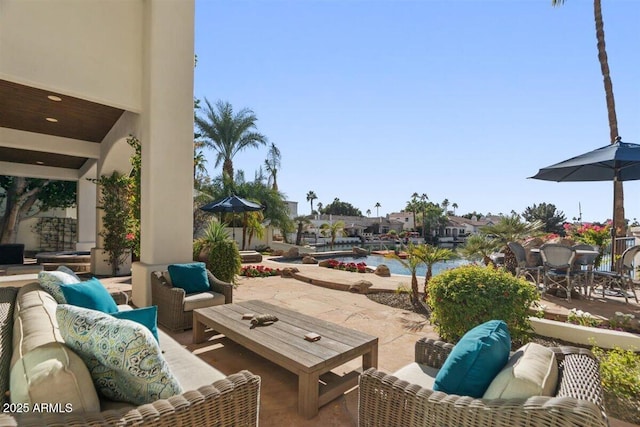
[{"left": 194, "top": 0, "right": 640, "bottom": 223}]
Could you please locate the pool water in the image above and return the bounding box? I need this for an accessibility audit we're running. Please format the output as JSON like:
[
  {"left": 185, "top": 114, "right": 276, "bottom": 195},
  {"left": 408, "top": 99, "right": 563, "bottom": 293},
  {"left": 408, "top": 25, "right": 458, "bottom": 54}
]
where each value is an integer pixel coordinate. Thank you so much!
[{"left": 277, "top": 254, "right": 468, "bottom": 278}]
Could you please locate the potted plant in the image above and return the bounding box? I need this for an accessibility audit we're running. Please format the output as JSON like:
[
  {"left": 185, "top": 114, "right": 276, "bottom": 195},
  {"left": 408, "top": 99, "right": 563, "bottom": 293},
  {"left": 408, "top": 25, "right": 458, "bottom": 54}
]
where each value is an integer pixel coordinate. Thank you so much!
[{"left": 193, "top": 219, "right": 241, "bottom": 284}]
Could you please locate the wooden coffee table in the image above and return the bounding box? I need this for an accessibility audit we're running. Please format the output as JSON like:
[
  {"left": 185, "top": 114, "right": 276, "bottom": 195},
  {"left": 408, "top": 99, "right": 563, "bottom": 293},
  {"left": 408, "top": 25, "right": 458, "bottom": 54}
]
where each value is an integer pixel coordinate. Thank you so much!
[{"left": 193, "top": 300, "right": 378, "bottom": 419}]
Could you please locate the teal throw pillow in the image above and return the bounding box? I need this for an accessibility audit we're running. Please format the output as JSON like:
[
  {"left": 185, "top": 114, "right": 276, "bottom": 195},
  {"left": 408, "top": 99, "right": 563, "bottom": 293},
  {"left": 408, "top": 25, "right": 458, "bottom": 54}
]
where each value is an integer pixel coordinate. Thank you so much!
[
  {"left": 38, "top": 269, "right": 81, "bottom": 304},
  {"left": 111, "top": 306, "right": 159, "bottom": 342},
  {"left": 168, "top": 262, "right": 210, "bottom": 294},
  {"left": 56, "top": 304, "right": 182, "bottom": 405},
  {"left": 433, "top": 320, "right": 511, "bottom": 398},
  {"left": 59, "top": 277, "right": 118, "bottom": 314}
]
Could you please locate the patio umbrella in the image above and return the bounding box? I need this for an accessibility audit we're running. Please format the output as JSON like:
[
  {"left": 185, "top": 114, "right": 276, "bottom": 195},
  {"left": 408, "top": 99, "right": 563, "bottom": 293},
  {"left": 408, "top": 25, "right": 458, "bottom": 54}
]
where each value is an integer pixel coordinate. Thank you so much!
[
  {"left": 200, "top": 195, "right": 264, "bottom": 249},
  {"left": 530, "top": 137, "right": 640, "bottom": 268}
]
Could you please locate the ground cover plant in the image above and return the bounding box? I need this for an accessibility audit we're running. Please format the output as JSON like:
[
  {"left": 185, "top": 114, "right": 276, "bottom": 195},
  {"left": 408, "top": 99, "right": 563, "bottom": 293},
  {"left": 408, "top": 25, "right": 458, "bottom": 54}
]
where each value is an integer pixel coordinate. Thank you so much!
[{"left": 322, "top": 259, "right": 367, "bottom": 273}]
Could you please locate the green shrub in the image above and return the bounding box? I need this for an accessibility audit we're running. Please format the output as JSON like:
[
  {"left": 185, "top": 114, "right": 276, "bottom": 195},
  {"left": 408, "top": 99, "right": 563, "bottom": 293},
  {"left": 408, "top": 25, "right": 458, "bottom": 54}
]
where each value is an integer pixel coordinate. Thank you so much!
[
  {"left": 427, "top": 264, "right": 539, "bottom": 343},
  {"left": 205, "top": 240, "right": 241, "bottom": 284},
  {"left": 591, "top": 346, "right": 640, "bottom": 424}
]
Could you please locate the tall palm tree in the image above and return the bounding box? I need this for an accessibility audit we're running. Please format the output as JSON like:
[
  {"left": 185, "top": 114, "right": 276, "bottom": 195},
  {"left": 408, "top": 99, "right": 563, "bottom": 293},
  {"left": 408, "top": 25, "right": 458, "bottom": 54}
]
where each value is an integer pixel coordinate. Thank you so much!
[
  {"left": 193, "top": 150, "right": 207, "bottom": 179},
  {"left": 366, "top": 209, "right": 371, "bottom": 217},
  {"left": 317, "top": 202, "right": 323, "bottom": 214},
  {"left": 264, "top": 143, "right": 281, "bottom": 191},
  {"left": 374, "top": 202, "right": 381, "bottom": 219},
  {"left": 294, "top": 215, "right": 312, "bottom": 246},
  {"left": 194, "top": 99, "right": 267, "bottom": 180},
  {"left": 320, "top": 220, "right": 345, "bottom": 249},
  {"left": 420, "top": 193, "right": 429, "bottom": 239},
  {"left": 452, "top": 202, "right": 458, "bottom": 216},
  {"left": 409, "top": 192, "right": 419, "bottom": 231},
  {"left": 552, "top": 0, "right": 625, "bottom": 242},
  {"left": 441, "top": 199, "right": 450, "bottom": 216},
  {"left": 306, "top": 191, "right": 318, "bottom": 213}
]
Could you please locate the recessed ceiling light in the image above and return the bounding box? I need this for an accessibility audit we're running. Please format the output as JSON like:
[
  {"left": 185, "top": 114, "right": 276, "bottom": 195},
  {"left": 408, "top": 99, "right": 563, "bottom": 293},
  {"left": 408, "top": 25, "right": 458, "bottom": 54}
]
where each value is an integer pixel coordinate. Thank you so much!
[
  {"left": 36, "top": 161, "right": 44, "bottom": 165},
  {"left": 45, "top": 117, "right": 58, "bottom": 123},
  {"left": 47, "top": 95, "right": 62, "bottom": 102}
]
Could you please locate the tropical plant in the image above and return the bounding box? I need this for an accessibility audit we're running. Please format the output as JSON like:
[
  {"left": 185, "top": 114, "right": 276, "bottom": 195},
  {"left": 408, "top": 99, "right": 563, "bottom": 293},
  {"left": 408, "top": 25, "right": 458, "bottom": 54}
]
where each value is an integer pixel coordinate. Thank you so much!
[
  {"left": 427, "top": 264, "right": 539, "bottom": 343},
  {"left": 441, "top": 198, "right": 450, "bottom": 215},
  {"left": 193, "top": 219, "right": 241, "bottom": 284},
  {"left": 366, "top": 209, "right": 371, "bottom": 217},
  {"left": 451, "top": 202, "right": 458, "bottom": 215},
  {"left": 552, "top": 0, "right": 625, "bottom": 242},
  {"left": 294, "top": 215, "right": 312, "bottom": 245},
  {"left": 127, "top": 136, "right": 141, "bottom": 260},
  {"left": 322, "top": 198, "right": 362, "bottom": 216},
  {"left": 0, "top": 176, "right": 76, "bottom": 244},
  {"left": 320, "top": 220, "right": 346, "bottom": 249},
  {"left": 264, "top": 142, "right": 281, "bottom": 191},
  {"left": 522, "top": 202, "right": 566, "bottom": 235},
  {"left": 459, "top": 234, "right": 501, "bottom": 266},
  {"left": 95, "top": 171, "right": 137, "bottom": 276},
  {"left": 245, "top": 211, "right": 265, "bottom": 248},
  {"left": 194, "top": 99, "right": 268, "bottom": 180},
  {"left": 413, "top": 244, "right": 455, "bottom": 299},
  {"left": 306, "top": 191, "right": 318, "bottom": 213},
  {"left": 387, "top": 244, "right": 425, "bottom": 305},
  {"left": 481, "top": 214, "right": 542, "bottom": 274},
  {"left": 374, "top": 202, "right": 381, "bottom": 218}
]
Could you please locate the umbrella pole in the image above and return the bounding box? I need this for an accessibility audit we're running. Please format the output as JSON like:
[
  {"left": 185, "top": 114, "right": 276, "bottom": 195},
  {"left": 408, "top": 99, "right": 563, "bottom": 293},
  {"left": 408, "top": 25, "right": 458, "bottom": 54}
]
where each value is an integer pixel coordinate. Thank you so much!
[{"left": 611, "top": 178, "right": 618, "bottom": 271}]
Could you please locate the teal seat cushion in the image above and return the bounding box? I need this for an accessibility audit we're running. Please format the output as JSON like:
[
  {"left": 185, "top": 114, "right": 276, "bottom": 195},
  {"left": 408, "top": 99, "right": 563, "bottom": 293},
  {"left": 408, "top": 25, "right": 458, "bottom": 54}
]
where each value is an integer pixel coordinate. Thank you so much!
[
  {"left": 168, "top": 262, "right": 210, "bottom": 294},
  {"left": 56, "top": 304, "right": 182, "bottom": 405},
  {"left": 38, "top": 269, "right": 81, "bottom": 304},
  {"left": 59, "top": 277, "right": 118, "bottom": 314},
  {"left": 433, "top": 320, "right": 511, "bottom": 398},
  {"left": 112, "top": 306, "right": 159, "bottom": 342}
]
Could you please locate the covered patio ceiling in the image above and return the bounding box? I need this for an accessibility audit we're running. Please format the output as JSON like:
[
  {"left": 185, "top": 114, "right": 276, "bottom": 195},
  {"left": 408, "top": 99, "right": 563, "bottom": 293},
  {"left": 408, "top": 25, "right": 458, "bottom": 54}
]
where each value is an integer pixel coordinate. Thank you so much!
[{"left": 0, "top": 79, "right": 124, "bottom": 172}]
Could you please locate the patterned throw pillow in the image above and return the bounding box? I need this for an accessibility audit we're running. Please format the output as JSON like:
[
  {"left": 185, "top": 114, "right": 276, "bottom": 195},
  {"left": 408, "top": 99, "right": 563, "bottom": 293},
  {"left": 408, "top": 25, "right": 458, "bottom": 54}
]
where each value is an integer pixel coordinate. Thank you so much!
[
  {"left": 38, "top": 270, "right": 81, "bottom": 304},
  {"left": 56, "top": 304, "right": 182, "bottom": 405}
]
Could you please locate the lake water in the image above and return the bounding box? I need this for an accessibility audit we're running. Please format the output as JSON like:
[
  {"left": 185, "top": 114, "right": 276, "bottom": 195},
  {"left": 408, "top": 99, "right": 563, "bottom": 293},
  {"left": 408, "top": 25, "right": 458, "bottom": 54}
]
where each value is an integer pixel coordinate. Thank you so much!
[{"left": 276, "top": 253, "right": 468, "bottom": 278}]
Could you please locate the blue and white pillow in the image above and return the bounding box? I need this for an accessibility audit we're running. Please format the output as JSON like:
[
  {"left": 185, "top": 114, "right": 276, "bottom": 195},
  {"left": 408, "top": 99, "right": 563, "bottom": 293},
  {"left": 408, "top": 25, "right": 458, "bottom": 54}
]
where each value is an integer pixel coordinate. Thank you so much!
[
  {"left": 38, "top": 269, "right": 81, "bottom": 304},
  {"left": 56, "top": 304, "right": 182, "bottom": 405}
]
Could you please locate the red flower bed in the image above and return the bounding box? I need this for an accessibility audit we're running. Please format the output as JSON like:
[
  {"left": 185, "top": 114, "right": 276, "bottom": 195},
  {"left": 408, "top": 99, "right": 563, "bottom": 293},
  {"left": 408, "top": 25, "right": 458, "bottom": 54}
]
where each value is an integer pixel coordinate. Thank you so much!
[
  {"left": 324, "top": 259, "right": 367, "bottom": 273},
  {"left": 240, "top": 265, "right": 280, "bottom": 277}
]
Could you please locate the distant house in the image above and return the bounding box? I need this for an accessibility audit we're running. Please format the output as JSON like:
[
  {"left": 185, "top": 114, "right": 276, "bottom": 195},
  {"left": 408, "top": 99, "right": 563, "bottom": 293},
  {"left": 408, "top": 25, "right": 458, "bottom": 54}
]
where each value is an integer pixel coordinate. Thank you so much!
[
  {"left": 439, "top": 215, "right": 496, "bottom": 246},
  {"left": 388, "top": 211, "right": 415, "bottom": 231}
]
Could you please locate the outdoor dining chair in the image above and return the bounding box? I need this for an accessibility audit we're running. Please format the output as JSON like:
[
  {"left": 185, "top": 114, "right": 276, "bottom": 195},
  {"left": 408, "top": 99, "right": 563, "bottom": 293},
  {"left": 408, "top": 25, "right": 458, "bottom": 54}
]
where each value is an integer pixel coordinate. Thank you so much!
[
  {"left": 540, "top": 243, "right": 577, "bottom": 301},
  {"left": 593, "top": 244, "right": 640, "bottom": 304},
  {"left": 507, "top": 241, "right": 542, "bottom": 288},
  {"left": 571, "top": 244, "right": 598, "bottom": 297}
]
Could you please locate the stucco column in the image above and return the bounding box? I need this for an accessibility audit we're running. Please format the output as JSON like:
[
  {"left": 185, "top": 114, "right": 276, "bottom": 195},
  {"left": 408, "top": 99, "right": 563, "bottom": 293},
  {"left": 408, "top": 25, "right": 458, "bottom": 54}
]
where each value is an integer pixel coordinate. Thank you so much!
[
  {"left": 132, "top": 0, "right": 195, "bottom": 307},
  {"left": 75, "top": 161, "right": 97, "bottom": 251}
]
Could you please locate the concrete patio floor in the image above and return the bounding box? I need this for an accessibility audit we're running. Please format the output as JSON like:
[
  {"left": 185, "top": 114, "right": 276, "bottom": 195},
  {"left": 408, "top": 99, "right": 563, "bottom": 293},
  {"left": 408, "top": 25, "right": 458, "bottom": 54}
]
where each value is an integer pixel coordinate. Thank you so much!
[{"left": 166, "top": 258, "right": 639, "bottom": 427}]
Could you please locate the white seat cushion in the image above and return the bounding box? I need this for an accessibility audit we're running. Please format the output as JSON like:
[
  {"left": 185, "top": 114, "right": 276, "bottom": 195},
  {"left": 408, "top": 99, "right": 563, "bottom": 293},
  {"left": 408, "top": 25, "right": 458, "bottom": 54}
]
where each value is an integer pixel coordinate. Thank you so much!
[
  {"left": 483, "top": 342, "right": 558, "bottom": 399},
  {"left": 393, "top": 362, "right": 440, "bottom": 390},
  {"left": 183, "top": 291, "right": 226, "bottom": 311}
]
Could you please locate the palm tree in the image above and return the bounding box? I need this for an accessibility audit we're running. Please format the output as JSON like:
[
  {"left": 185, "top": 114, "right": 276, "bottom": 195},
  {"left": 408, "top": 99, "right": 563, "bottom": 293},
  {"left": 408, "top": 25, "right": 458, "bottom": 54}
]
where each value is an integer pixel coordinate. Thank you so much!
[
  {"left": 264, "top": 143, "right": 281, "bottom": 191},
  {"left": 320, "top": 220, "right": 345, "bottom": 249},
  {"left": 481, "top": 214, "right": 542, "bottom": 274},
  {"left": 413, "top": 244, "right": 454, "bottom": 300},
  {"left": 193, "top": 150, "right": 207, "bottom": 179},
  {"left": 387, "top": 244, "right": 425, "bottom": 305},
  {"left": 552, "top": 0, "right": 625, "bottom": 243},
  {"left": 452, "top": 202, "right": 458, "bottom": 216},
  {"left": 245, "top": 211, "right": 265, "bottom": 248},
  {"left": 293, "top": 215, "right": 312, "bottom": 245},
  {"left": 317, "top": 202, "right": 323, "bottom": 214},
  {"left": 194, "top": 99, "right": 267, "bottom": 180},
  {"left": 441, "top": 199, "right": 450, "bottom": 216},
  {"left": 459, "top": 234, "right": 501, "bottom": 266},
  {"left": 366, "top": 209, "right": 371, "bottom": 217},
  {"left": 374, "top": 202, "right": 381, "bottom": 219},
  {"left": 306, "top": 191, "right": 318, "bottom": 213},
  {"left": 409, "top": 192, "right": 419, "bottom": 231},
  {"left": 420, "top": 194, "right": 428, "bottom": 239}
]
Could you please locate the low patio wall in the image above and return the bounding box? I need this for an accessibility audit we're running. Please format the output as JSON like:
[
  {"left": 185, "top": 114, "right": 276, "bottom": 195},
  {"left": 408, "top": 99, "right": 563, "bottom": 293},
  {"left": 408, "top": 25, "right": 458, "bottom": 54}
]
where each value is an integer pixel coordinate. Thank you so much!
[{"left": 530, "top": 317, "right": 640, "bottom": 351}]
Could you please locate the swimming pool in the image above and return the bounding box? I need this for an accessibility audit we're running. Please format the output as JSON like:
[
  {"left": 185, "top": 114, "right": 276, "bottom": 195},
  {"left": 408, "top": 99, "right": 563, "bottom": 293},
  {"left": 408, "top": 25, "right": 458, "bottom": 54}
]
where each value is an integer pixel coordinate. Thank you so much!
[{"left": 275, "top": 254, "right": 468, "bottom": 277}]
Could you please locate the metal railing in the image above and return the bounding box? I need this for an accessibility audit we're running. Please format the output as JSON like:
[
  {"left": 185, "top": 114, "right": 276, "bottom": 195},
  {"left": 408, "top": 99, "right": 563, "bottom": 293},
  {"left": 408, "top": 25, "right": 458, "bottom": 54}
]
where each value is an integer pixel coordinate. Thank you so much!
[{"left": 596, "top": 237, "right": 636, "bottom": 273}]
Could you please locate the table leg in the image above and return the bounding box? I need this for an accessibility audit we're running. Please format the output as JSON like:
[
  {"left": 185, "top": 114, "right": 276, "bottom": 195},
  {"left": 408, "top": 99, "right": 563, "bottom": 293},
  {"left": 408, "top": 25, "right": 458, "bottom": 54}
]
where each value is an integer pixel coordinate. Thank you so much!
[
  {"left": 298, "top": 371, "right": 320, "bottom": 419},
  {"left": 363, "top": 342, "right": 378, "bottom": 369},
  {"left": 192, "top": 312, "right": 206, "bottom": 344}
]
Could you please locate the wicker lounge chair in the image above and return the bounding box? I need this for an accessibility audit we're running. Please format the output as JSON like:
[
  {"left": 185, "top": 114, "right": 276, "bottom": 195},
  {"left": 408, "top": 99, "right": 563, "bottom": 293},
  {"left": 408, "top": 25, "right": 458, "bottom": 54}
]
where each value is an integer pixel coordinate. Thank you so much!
[
  {"left": 151, "top": 269, "right": 233, "bottom": 331},
  {"left": 358, "top": 337, "right": 608, "bottom": 427}
]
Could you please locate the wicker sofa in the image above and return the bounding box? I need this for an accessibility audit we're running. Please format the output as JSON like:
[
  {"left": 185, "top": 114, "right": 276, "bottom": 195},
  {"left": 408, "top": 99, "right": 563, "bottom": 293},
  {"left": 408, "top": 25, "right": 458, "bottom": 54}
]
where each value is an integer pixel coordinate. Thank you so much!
[
  {"left": 0, "top": 282, "right": 260, "bottom": 426},
  {"left": 359, "top": 337, "right": 608, "bottom": 427},
  {"left": 151, "top": 269, "right": 233, "bottom": 331}
]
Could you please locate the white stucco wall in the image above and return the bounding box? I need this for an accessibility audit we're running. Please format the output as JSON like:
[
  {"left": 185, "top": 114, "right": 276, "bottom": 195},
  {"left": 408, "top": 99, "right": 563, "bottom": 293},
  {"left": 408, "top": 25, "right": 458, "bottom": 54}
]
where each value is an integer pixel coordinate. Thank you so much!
[{"left": 0, "top": 0, "right": 143, "bottom": 111}]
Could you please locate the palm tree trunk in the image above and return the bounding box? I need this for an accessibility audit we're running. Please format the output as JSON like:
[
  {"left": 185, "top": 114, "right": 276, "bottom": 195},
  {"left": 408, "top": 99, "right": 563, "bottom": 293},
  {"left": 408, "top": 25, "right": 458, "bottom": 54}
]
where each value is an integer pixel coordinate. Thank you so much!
[
  {"left": 593, "top": 0, "right": 624, "bottom": 246},
  {"left": 223, "top": 159, "right": 234, "bottom": 180},
  {"left": 410, "top": 273, "right": 419, "bottom": 304},
  {"left": 423, "top": 265, "right": 433, "bottom": 301}
]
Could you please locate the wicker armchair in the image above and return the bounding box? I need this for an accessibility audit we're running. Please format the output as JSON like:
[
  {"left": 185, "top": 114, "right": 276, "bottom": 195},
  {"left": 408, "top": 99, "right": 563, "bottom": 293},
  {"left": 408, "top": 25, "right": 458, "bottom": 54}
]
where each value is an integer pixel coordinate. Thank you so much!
[
  {"left": 151, "top": 269, "right": 233, "bottom": 331},
  {"left": 358, "top": 338, "right": 608, "bottom": 427}
]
